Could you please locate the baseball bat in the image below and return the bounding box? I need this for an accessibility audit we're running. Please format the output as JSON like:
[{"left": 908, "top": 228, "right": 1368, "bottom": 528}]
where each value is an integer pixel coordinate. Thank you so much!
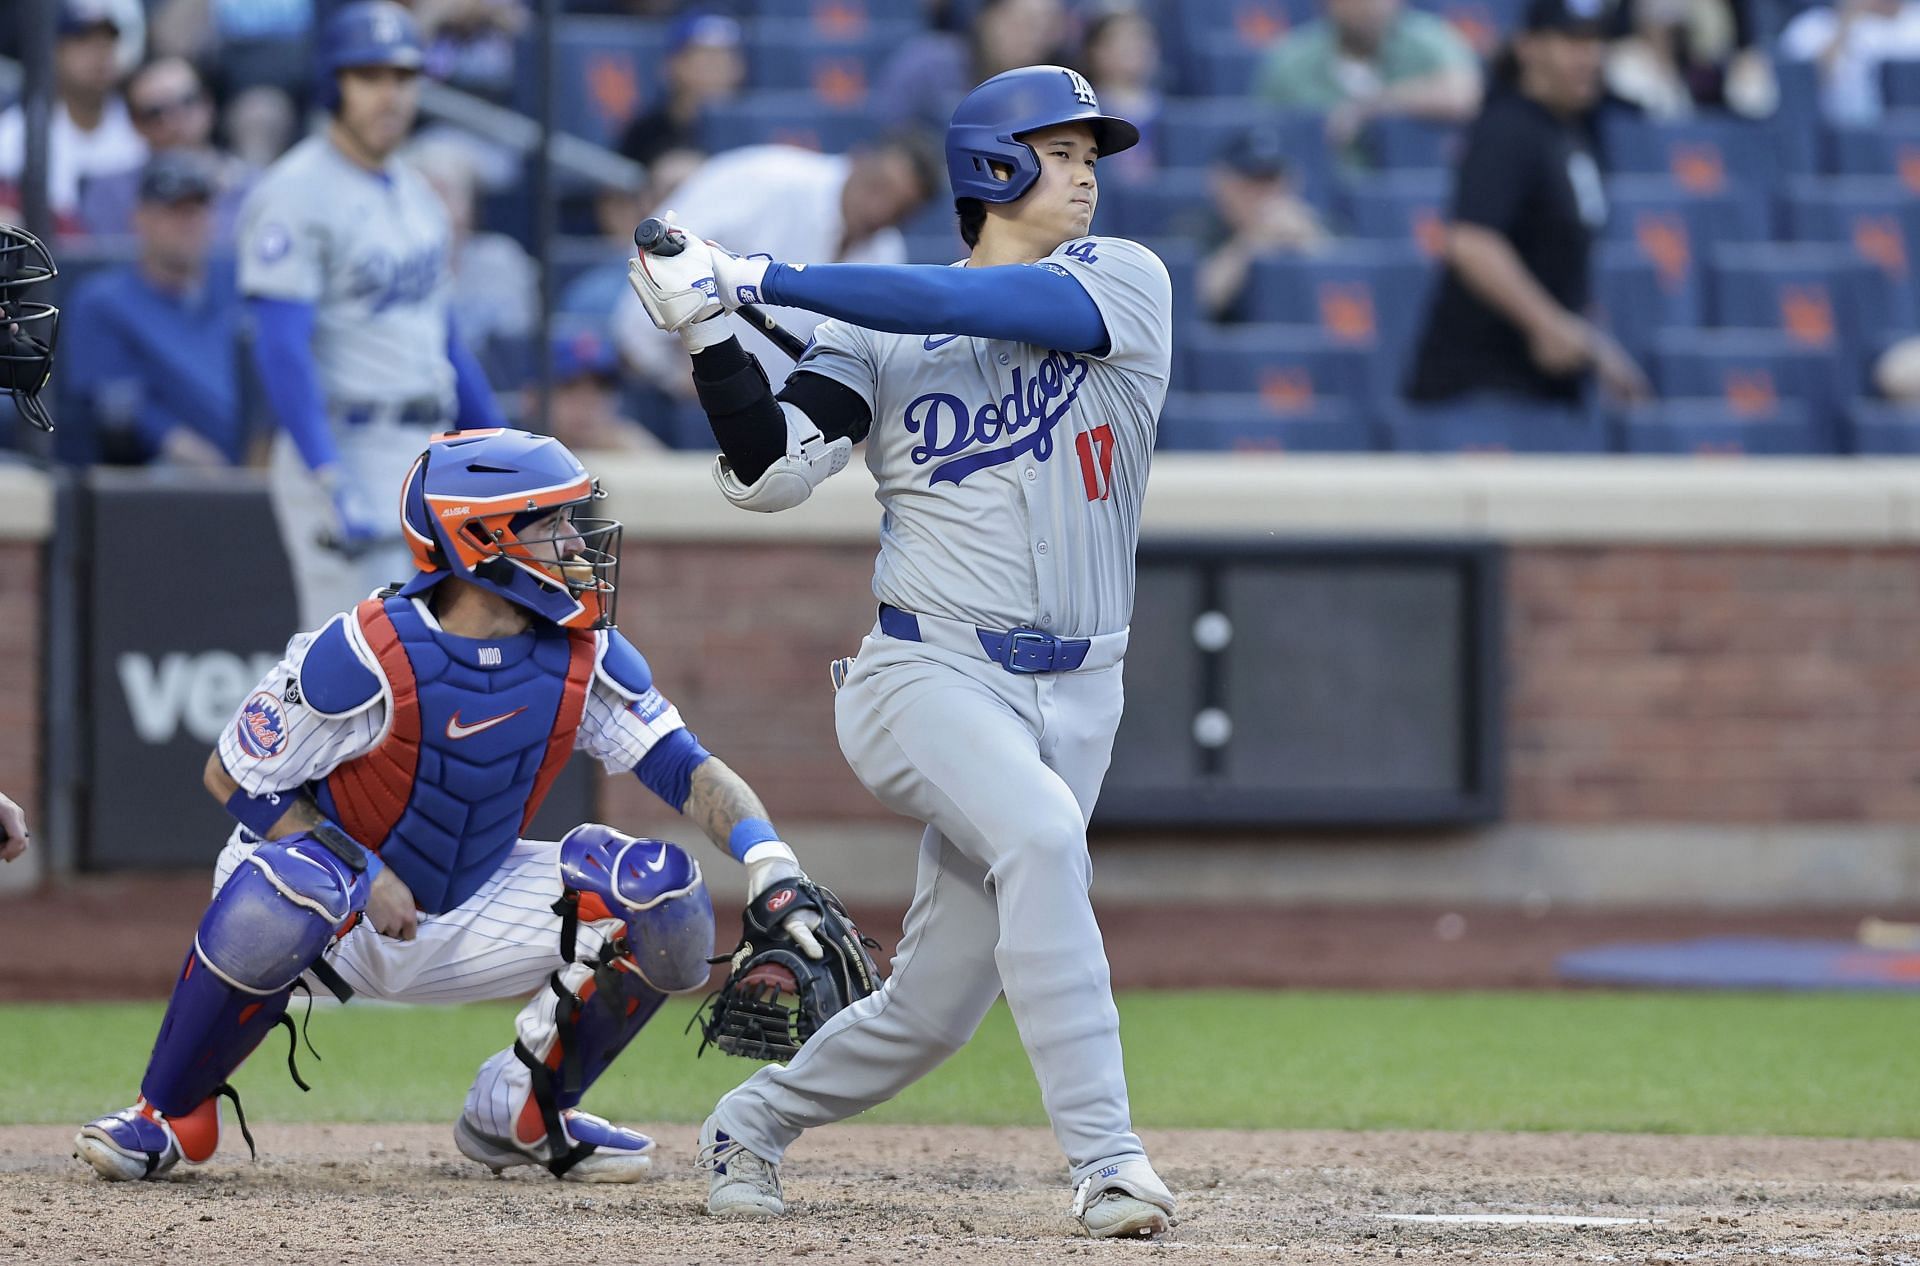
[{"left": 632, "top": 218, "right": 810, "bottom": 362}]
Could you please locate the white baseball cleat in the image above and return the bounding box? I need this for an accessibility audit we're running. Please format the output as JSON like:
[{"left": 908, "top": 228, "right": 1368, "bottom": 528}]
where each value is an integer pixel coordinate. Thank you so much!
[
  {"left": 697, "top": 1112, "right": 786, "bottom": 1218},
  {"left": 1072, "top": 1158, "right": 1177, "bottom": 1239},
  {"left": 455, "top": 1107, "right": 654, "bottom": 1183}
]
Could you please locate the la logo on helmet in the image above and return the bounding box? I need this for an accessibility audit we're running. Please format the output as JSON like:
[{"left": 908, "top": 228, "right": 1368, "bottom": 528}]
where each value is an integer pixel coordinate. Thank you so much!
[{"left": 1063, "top": 68, "right": 1097, "bottom": 108}]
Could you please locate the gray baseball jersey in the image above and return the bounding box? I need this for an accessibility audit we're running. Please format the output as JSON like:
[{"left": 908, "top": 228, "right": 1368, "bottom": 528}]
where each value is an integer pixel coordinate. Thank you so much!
[
  {"left": 796, "top": 236, "right": 1172, "bottom": 638},
  {"left": 711, "top": 235, "right": 1177, "bottom": 1197},
  {"left": 237, "top": 135, "right": 456, "bottom": 412}
]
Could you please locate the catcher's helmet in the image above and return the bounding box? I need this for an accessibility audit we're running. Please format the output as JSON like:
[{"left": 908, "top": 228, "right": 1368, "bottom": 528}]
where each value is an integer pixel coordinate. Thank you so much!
[
  {"left": 395, "top": 429, "right": 622, "bottom": 630},
  {"left": 0, "top": 224, "right": 59, "bottom": 433},
  {"left": 315, "top": 0, "right": 424, "bottom": 113},
  {"left": 945, "top": 65, "right": 1140, "bottom": 205}
]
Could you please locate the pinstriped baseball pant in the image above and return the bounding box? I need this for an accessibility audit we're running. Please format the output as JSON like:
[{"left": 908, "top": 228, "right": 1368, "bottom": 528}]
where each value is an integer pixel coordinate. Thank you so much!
[{"left": 712, "top": 633, "right": 1147, "bottom": 1187}]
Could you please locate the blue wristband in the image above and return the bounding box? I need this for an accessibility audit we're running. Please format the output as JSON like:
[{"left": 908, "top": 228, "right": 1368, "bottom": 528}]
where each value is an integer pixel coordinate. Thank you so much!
[
  {"left": 727, "top": 818, "right": 781, "bottom": 863},
  {"left": 225, "top": 786, "right": 296, "bottom": 838}
]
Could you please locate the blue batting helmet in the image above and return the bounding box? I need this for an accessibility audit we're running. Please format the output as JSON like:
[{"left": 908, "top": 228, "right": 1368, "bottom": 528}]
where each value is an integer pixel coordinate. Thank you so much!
[
  {"left": 316, "top": 1, "right": 425, "bottom": 113},
  {"left": 396, "top": 429, "right": 622, "bottom": 630},
  {"left": 945, "top": 65, "right": 1140, "bottom": 204}
]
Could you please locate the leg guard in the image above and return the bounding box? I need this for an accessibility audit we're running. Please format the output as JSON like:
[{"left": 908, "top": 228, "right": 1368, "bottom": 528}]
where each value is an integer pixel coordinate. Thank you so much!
[
  {"left": 460, "top": 826, "right": 713, "bottom": 1178},
  {"left": 139, "top": 841, "right": 364, "bottom": 1124}
]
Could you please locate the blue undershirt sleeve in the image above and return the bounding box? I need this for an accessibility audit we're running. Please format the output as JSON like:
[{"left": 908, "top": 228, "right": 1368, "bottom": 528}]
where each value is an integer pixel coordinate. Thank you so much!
[
  {"left": 247, "top": 296, "right": 340, "bottom": 472},
  {"left": 633, "top": 727, "right": 713, "bottom": 813},
  {"left": 447, "top": 317, "right": 508, "bottom": 430},
  {"left": 761, "top": 260, "right": 1109, "bottom": 353}
]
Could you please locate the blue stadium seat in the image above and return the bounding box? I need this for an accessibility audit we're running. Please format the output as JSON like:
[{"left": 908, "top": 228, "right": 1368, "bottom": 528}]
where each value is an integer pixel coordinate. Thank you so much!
[
  {"left": 1157, "top": 103, "right": 1334, "bottom": 208},
  {"left": 1242, "top": 242, "right": 1438, "bottom": 379},
  {"left": 1827, "top": 110, "right": 1920, "bottom": 184},
  {"left": 742, "top": 0, "right": 888, "bottom": 35},
  {"left": 1361, "top": 117, "right": 1464, "bottom": 170},
  {"left": 1592, "top": 240, "right": 1699, "bottom": 363},
  {"left": 1616, "top": 399, "right": 1824, "bottom": 455},
  {"left": 1605, "top": 174, "right": 1767, "bottom": 247},
  {"left": 550, "top": 17, "right": 664, "bottom": 147},
  {"left": 1883, "top": 58, "right": 1920, "bottom": 109},
  {"left": 1186, "top": 32, "right": 1267, "bottom": 98},
  {"left": 1408, "top": 0, "right": 1523, "bottom": 56},
  {"left": 745, "top": 20, "right": 916, "bottom": 106},
  {"left": 1650, "top": 328, "right": 1845, "bottom": 448},
  {"left": 699, "top": 93, "right": 879, "bottom": 154},
  {"left": 1157, "top": 0, "right": 1305, "bottom": 95},
  {"left": 1158, "top": 393, "right": 1376, "bottom": 452},
  {"left": 1846, "top": 398, "right": 1920, "bottom": 453},
  {"left": 1384, "top": 396, "right": 1611, "bottom": 453},
  {"left": 1780, "top": 177, "right": 1920, "bottom": 329},
  {"left": 1183, "top": 324, "right": 1377, "bottom": 410},
  {"left": 1706, "top": 244, "right": 1890, "bottom": 380},
  {"left": 1340, "top": 170, "right": 1450, "bottom": 256},
  {"left": 1099, "top": 170, "right": 1214, "bottom": 240},
  {"left": 1601, "top": 114, "right": 1782, "bottom": 194}
]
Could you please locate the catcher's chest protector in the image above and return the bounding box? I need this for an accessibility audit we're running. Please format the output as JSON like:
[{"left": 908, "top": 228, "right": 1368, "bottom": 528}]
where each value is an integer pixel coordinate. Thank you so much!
[{"left": 319, "top": 597, "right": 594, "bottom": 912}]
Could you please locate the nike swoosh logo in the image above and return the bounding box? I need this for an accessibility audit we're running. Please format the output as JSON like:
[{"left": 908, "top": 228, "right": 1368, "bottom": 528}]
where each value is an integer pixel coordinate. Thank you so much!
[
  {"left": 284, "top": 846, "right": 329, "bottom": 874},
  {"left": 645, "top": 845, "right": 668, "bottom": 872},
  {"left": 923, "top": 334, "right": 959, "bottom": 350},
  {"left": 446, "top": 707, "right": 526, "bottom": 740}
]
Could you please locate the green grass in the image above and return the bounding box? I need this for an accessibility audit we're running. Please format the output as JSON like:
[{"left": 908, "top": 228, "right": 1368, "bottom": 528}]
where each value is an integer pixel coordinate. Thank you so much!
[{"left": 6, "top": 991, "right": 1918, "bottom": 1137}]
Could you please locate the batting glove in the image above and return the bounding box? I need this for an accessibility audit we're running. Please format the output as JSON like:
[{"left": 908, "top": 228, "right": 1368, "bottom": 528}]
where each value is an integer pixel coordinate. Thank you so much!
[
  {"left": 626, "top": 212, "right": 723, "bottom": 333},
  {"left": 317, "top": 465, "right": 382, "bottom": 558},
  {"left": 705, "top": 244, "right": 774, "bottom": 313},
  {"left": 743, "top": 840, "right": 825, "bottom": 960}
]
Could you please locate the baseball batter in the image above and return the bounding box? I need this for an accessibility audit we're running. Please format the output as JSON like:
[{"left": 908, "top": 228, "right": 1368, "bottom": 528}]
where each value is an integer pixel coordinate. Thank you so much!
[
  {"left": 74, "top": 428, "right": 823, "bottom": 1184},
  {"left": 238, "top": 1, "right": 507, "bottom": 630},
  {"left": 628, "top": 66, "right": 1177, "bottom": 1238}
]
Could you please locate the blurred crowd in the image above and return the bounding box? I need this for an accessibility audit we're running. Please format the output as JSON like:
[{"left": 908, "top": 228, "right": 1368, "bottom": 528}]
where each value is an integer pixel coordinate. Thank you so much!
[{"left": 5, "top": 0, "right": 1920, "bottom": 460}]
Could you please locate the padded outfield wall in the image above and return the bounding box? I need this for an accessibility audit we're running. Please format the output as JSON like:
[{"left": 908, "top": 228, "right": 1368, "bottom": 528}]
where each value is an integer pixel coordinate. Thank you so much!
[{"left": 3, "top": 456, "right": 1919, "bottom": 907}]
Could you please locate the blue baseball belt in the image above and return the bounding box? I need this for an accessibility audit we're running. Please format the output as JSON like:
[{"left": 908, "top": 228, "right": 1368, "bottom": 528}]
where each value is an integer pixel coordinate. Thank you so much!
[{"left": 876, "top": 603, "right": 1127, "bottom": 674}]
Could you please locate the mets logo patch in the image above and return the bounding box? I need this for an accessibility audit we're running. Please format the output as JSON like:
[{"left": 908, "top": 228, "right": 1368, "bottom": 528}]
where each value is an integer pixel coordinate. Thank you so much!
[{"left": 235, "top": 691, "right": 289, "bottom": 760}]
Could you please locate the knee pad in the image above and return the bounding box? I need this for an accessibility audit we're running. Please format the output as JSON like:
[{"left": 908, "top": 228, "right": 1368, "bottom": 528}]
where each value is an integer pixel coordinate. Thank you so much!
[
  {"left": 556, "top": 824, "right": 714, "bottom": 993},
  {"left": 198, "top": 839, "right": 367, "bottom": 994}
]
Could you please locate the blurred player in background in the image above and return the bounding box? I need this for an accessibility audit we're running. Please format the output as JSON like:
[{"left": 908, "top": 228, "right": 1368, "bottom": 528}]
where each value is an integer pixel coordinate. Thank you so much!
[
  {"left": 238, "top": 0, "right": 505, "bottom": 630},
  {"left": 74, "top": 428, "right": 824, "bottom": 1184}
]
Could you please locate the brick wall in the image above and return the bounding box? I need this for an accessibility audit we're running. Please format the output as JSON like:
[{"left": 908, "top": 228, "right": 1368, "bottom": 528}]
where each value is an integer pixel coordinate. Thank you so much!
[
  {"left": 0, "top": 543, "right": 40, "bottom": 833},
  {"left": 1507, "top": 546, "right": 1920, "bottom": 823}
]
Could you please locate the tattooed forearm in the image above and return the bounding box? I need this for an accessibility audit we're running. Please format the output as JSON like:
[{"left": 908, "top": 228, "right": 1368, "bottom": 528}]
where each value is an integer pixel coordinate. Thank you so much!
[
  {"left": 201, "top": 749, "right": 326, "bottom": 841},
  {"left": 683, "top": 758, "right": 771, "bottom": 852}
]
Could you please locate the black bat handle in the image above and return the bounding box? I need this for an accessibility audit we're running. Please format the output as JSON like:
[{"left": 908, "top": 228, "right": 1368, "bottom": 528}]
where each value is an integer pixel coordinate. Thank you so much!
[{"left": 633, "top": 217, "right": 684, "bottom": 257}]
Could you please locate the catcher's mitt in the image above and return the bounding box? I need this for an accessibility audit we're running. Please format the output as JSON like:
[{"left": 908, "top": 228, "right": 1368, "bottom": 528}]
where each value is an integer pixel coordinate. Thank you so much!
[{"left": 691, "top": 879, "right": 882, "bottom": 1062}]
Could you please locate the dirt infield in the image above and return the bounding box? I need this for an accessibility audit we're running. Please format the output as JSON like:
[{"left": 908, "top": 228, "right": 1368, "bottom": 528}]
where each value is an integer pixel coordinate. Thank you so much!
[
  {"left": 5, "top": 1122, "right": 1916, "bottom": 1264},
  {"left": 1, "top": 872, "right": 1903, "bottom": 1000}
]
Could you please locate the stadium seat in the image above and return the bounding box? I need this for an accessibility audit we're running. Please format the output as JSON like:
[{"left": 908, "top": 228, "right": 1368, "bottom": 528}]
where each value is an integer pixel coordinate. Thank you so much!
[
  {"left": 1408, "top": 0, "right": 1523, "bottom": 55},
  {"left": 1600, "top": 114, "right": 1781, "bottom": 194},
  {"left": 1183, "top": 324, "right": 1377, "bottom": 410},
  {"left": 1616, "top": 399, "right": 1824, "bottom": 455},
  {"left": 745, "top": 20, "right": 916, "bottom": 106},
  {"left": 1706, "top": 244, "right": 1889, "bottom": 379},
  {"left": 699, "top": 92, "right": 879, "bottom": 154},
  {"left": 1158, "top": 0, "right": 1304, "bottom": 95},
  {"left": 1650, "top": 328, "right": 1845, "bottom": 448},
  {"left": 1240, "top": 242, "right": 1436, "bottom": 377},
  {"left": 1383, "top": 396, "right": 1611, "bottom": 453},
  {"left": 1157, "top": 103, "right": 1334, "bottom": 208},
  {"left": 1592, "top": 240, "right": 1699, "bottom": 363},
  {"left": 1341, "top": 170, "right": 1450, "bottom": 256},
  {"left": 1158, "top": 393, "right": 1376, "bottom": 452},
  {"left": 1186, "top": 32, "right": 1267, "bottom": 99},
  {"left": 1846, "top": 398, "right": 1920, "bottom": 453},
  {"left": 550, "top": 17, "right": 664, "bottom": 147},
  {"left": 1827, "top": 111, "right": 1920, "bottom": 191},
  {"left": 742, "top": 0, "right": 884, "bottom": 36},
  {"left": 1780, "top": 177, "right": 1920, "bottom": 327},
  {"left": 1361, "top": 117, "right": 1464, "bottom": 171},
  {"left": 1099, "top": 170, "right": 1215, "bottom": 240},
  {"left": 1605, "top": 174, "right": 1768, "bottom": 247},
  {"left": 1883, "top": 58, "right": 1920, "bottom": 110}
]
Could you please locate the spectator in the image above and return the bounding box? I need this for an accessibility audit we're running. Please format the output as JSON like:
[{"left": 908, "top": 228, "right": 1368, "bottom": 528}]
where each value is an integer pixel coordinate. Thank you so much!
[
  {"left": 1199, "top": 124, "right": 1330, "bottom": 321},
  {"left": 538, "top": 322, "right": 665, "bottom": 454},
  {"left": 0, "top": 0, "right": 149, "bottom": 225},
  {"left": 615, "top": 133, "right": 941, "bottom": 393},
  {"left": 150, "top": 0, "right": 314, "bottom": 105},
  {"left": 224, "top": 85, "right": 300, "bottom": 172},
  {"left": 1404, "top": 0, "right": 1648, "bottom": 410},
  {"left": 1256, "top": 0, "right": 1482, "bottom": 155},
  {"left": 57, "top": 152, "right": 243, "bottom": 468},
  {"left": 616, "top": 11, "right": 745, "bottom": 170},
  {"left": 1778, "top": 0, "right": 1920, "bottom": 126},
  {"left": 408, "top": 139, "right": 538, "bottom": 363},
  {"left": 1606, "top": 0, "right": 1773, "bottom": 119},
  {"left": 874, "top": 0, "right": 1069, "bottom": 132},
  {"left": 78, "top": 58, "right": 253, "bottom": 239},
  {"left": 1077, "top": 6, "right": 1164, "bottom": 178},
  {"left": 559, "top": 167, "right": 658, "bottom": 323}
]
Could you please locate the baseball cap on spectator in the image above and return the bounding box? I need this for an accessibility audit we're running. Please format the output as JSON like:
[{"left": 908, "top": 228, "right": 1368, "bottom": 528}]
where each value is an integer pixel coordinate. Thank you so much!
[
  {"left": 553, "top": 326, "right": 620, "bottom": 384},
  {"left": 58, "top": 0, "right": 120, "bottom": 36},
  {"left": 667, "top": 11, "right": 743, "bottom": 54},
  {"left": 1217, "top": 125, "right": 1290, "bottom": 180},
  {"left": 139, "top": 152, "right": 216, "bottom": 205},
  {"left": 1521, "top": 0, "right": 1615, "bottom": 35}
]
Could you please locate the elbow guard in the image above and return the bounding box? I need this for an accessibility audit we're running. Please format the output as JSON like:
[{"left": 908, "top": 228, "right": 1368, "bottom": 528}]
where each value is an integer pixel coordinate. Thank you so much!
[{"left": 713, "top": 401, "right": 852, "bottom": 512}]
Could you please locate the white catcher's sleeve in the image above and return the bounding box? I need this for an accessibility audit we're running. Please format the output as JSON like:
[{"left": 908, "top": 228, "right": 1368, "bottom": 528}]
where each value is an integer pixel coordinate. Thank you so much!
[{"left": 216, "top": 627, "right": 386, "bottom": 796}]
